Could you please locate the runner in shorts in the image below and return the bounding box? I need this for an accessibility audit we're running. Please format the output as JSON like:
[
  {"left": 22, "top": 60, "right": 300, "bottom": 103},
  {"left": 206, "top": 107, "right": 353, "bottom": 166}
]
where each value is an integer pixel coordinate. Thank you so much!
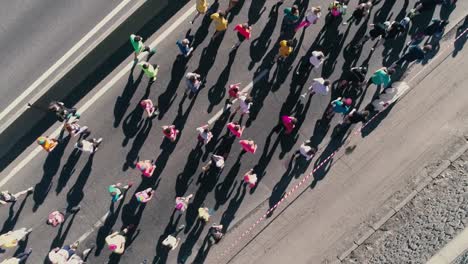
[{"left": 0, "top": 188, "right": 33, "bottom": 206}]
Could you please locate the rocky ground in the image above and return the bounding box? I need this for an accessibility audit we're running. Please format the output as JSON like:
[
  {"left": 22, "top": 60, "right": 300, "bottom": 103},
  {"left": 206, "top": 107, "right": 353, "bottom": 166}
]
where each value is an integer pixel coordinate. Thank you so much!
[{"left": 344, "top": 150, "right": 468, "bottom": 264}]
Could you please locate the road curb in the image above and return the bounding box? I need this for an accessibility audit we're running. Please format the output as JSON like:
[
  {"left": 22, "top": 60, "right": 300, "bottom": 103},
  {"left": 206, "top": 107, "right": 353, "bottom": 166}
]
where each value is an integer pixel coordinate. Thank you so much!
[
  {"left": 0, "top": 0, "right": 190, "bottom": 168},
  {"left": 336, "top": 140, "right": 468, "bottom": 262}
]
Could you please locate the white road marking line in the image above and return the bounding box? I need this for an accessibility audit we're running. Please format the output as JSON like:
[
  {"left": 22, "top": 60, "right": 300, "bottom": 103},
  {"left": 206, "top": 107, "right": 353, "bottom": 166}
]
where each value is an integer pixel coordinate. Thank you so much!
[
  {"left": 0, "top": 0, "right": 133, "bottom": 124},
  {"left": 77, "top": 211, "right": 110, "bottom": 243},
  {"left": 0, "top": 4, "right": 196, "bottom": 188},
  {"left": 207, "top": 69, "right": 269, "bottom": 125}
]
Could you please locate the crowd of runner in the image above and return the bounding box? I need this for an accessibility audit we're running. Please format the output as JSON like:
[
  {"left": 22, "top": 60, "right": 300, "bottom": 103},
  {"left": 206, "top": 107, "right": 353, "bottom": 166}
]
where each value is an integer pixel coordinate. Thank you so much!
[{"left": 0, "top": 0, "right": 460, "bottom": 263}]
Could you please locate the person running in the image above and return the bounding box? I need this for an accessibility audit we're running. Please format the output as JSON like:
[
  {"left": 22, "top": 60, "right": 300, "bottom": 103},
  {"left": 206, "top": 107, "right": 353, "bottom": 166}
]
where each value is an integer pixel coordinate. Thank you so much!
[
  {"left": 74, "top": 138, "right": 102, "bottom": 154},
  {"left": 48, "top": 242, "right": 80, "bottom": 264},
  {"left": 135, "top": 188, "right": 155, "bottom": 203},
  {"left": 295, "top": 6, "right": 321, "bottom": 32},
  {"left": 130, "top": 34, "right": 155, "bottom": 61},
  {"left": 176, "top": 38, "right": 194, "bottom": 57},
  {"left": 227, "top": 122, "right": 244, "bottom": 138},
  {"left": 328, "top": 0, "right": 347, "bottom": 19},
  {"left": 342, "top": 108, "right": 370, "bottom": 125},
  {"left": 343, "top": 1, "right": 371, "bottom": 25},
  {"left": 108, "top": 182, "right": 133, "bottom": 203},
  {"left": 369, "top": 67, "right": 394, "bottom": 88},
  {"left": 0, "top": 228, "right": 32, "bottom": 249},
  {"left": 227, "top": 83, "right": 241, "bottom": 102},
  {"left": 281, "top": 115, "right": 297, "bottom": 134},
  {"left": 105, "top": 225, "right": 133, "bottom": 255},
  {"left": 239, "top": 139, "right": 257, "bottom": 154},
  {"left": 37, "top": 136, "right": 59, "bottom": 153},
  {"left": 395, "top": 44, "right": 432, "bottom": 66},
  {"left": 47, "top": 101, "right": 79, "bottom": 122},
  {"left": 296, "top": 50, "right": 325, "bottom": 75},
  {"left": 202, "top": 154, "right": 225, "bottom": 172},
  {"left": 301, "top": 78, "right": 330, "bottom": 98},
  {"left": 208, "top": 224, "right": 224, "bottom": 243},
  {"left": 232, "top": 23, "right": 252, "bottom": 49},
  {"left": 0, "top": 188, "right": 33, "bottom": 206},
  {"left": 162, "top": 225, "right": 184, "bottom": 250},
  {"left": 47, "top": 206, "right": 81, "bottom": 227},
  {"left": 353, "top": 22, "right": 388, "bottom": 49},
  {"left": 198, "top": 206, "right": 211, "bottom": 222},
  {"left": 243, "top": 169, "right": 257, "bottom": 188},
  {"left": 138, "top": 62, "right": 159, "bottom": 82},
  {"left": 136, "top": 160, "right": 156, "bottom": 178},
  {"left": 140, "top": 99, "right": 159, "bottom": 118},
  {"left": 235, "top": 94, "right": 253, "bottom": 116},
  {"left": 0, "top": 248, "right": 32, "bottom": 264},
  {"left": 424, "top": 19, "right": 449, "bottom": 39},
  {"left": 210, "top": 11, "right": 228, "bottom": 39},
  {"left": 63, "top": 118, "right": 88, "bottom": 138},
  {"left": 326, "top": 97, "right": 352, "bottom": 119},
  {"left": 274, "top": 39, "right": 294, "bottom": 63},
  {"left": 185, "top": 72, "right": 202, "bottom": 95},
  {"left": 281, "top": 4, "right": 300, "bottom": 35},
  {"left": 294, "top": 140, "right": 317, "bottom": 160},
  {"left": 190, "top": 0, "right": 209, "bottom": 24},
  {"left": 162, "top": 125, "right": 179, "bottom": 142},
  {"left": 175, "top": 194, "right": 193, "bottom": 212},
  {"left": 196, "top": 124, "right": 213, "bottom": 144}
]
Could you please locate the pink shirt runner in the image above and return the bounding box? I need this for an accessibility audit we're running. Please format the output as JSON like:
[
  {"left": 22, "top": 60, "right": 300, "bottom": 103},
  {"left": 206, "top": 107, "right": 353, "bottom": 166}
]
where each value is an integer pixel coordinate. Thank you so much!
[
  {"left": 227, "top": 123, "right": 243, "bottom": 138},
  {"left": 281, "top": 115, "right": 295, "bottom": 134},
  {"left": 239, "top": 140, "right": 257, "bottom": 153}
]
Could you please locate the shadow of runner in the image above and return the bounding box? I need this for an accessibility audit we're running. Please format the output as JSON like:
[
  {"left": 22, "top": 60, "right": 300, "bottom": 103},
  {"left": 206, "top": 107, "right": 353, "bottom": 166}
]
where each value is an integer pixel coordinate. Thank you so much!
[
  {"left": 0, "top": 196, "right": 30, "bottom": 234},
  {"left": 177, "top": 219, "right": 205, "bottom": 264},
  {"left": 152, "top": 212, "right": 182, "bottom": 264},
  {"left": 33, "top": 136, "right": 70, "bottom": 212},
  {"left": 214, "top": 155, "right": 242, "bottom": 209},
  {"left": 123, "top": 118, "right": 153, "bottom": 172},
  {"left": 49, "top": 213, "right": 77, "bottom": 250},
  {"left": 453, "top": 16, "right": 468, "bottom": 57},
  {"left": 66, "top": 156, "right": 93, "bottom": 211},
  {"left": 56, "top": 149, "right": 82, "bottom": 194},
  {"left": 220, "top": 182, "right": 247, "bottom": 230},
  {"left": 95, "top": 199, "right": 125, "bottom": 256},
  {"left": 207, "top": 49, "right": 237, "bottom": 113},
  {"left": 176, "top": 147, "right": 203, "bottom": 197},
  {"left": 114, "top": 67, "right": 143, "bottom": 128}
]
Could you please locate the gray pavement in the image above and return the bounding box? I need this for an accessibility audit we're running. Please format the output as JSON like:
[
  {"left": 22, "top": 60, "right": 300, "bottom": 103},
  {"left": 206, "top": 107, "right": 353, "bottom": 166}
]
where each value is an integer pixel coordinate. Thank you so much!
[
  {"left": 0, "top": 0, "right": 122, "bottom": 110},
  {"left": 0, "top": 0, "right": 466, "bottom": 263}
]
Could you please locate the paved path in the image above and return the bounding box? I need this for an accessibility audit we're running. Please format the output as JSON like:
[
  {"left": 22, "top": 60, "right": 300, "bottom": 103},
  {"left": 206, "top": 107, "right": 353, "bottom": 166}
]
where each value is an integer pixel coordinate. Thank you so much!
[{"left": 0, "top": 0, "right": 466, "bottom": 263}]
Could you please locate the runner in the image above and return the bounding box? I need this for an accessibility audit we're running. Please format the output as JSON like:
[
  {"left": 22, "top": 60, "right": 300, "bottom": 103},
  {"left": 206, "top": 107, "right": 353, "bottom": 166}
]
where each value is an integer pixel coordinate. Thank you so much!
[
  {"left": 185, "top": 72, "right": 202, "bottom": 95},
  {"left": 232, "top": 23, "right": 252, "bottom": 49},
  {"left": 227, "top": 121, "right": 244, "bottom": 138},
  {"left": 0, "top": 248, "right": 32, "bottom": 264},
  {"left": 74, "top": 137, "right": 102, "bottom": 154},
  {"left": 0, "top": 188, "right": 33, "bottom": 206},
  {"left": 162, "top": 225, "right": 184, "bottom": 250},
  {"left": 176, "top": 38, "right": 194, "bottom": 57},
  {"left": 190, "top": 0, "right": 209, "bottom": 24},
  {"left": 235, "top": 94, "right": 253, "bottom": 116},
  {"left": 274, "top": 39, "right": 294, "bottom": 63},
  {"left": 296, "top": 50, "right": 325, "bottom": 75},
  {"left": 326, "top": 97, "right": 352, "bottom": 119},
  {"left": 108, "top": 182, "right": 133, "bottom": 203},
  {"left": 105, "top": 225, "right": 133, "bottom": 255},
  {"left": 208, "top": 224, "right": 224, "bottom": 243},
  {"left": 343, "top": 1, "right": 371, "bottom": 25},
  {"left": 135, "top": 188, "right": 155, "bottom": 203},
  {"left": 162, "top": 125, "right": 179, "bottom": 142},
  {"left": 63, "top": 118, "right": 88, "bottom": 138},
  {"left": 202, "top": 154, "right": 225, "bottom": 172},
  {"left": 294, "top": 140, "right": 317, "bottom": 160},
  {"left": 243, "top": 169, "right": 257, "bottom": 188},
  {"left": 136, "top": 160, "right": 156, "bottom": 178},
  {"left": 138, "top": 62, "right": 159, "bottom": 82},
  {"left": 140, "top": 99, "right": 159, "bottom": 118},
  {"left": 198, "top": 206, "right": 212, "bottom": 222},
  {"left": 424, "top": 19, "right": 449, "bottom": 39},
  {"left": 196, "top": 124, "right": 213, "bottom": 144},
  {"left": 210, "top": 11, "right": 228, "bottom": 40},
  {"left": 239, "top": 139, "right": 257, "bottom": 154},
  {"left": 281, "top": 4, "right": 300, "bottom": 35},
  {"left": 37, "top": 136, "right": 59, "bottom": 153},
  {"left": 328, "top": 0, "right": 347, "bottom": 19},
  {"left": 0, "top": 228, "right": 32, "bottom": 249},
  {"left": 130, "top": 34, "right": 155, "bottom": 61},
  {"left": 47, "top": 206, "right": 81, "bottom": 227},
  {"left": 175, "top": 194, "right": 193, "bottom": 212},
  {"left": 395, "top": 44, "right": 432, "bottom": 66},
  {"left": 295, "top": 6, "right": 321, "bottom": 32},
  {"left": 47, "top": 101, "right": 79, "bottom": 122},
  {"left": 369, "top": 67, "right": 395, "bottom": 88},
  {"left": 301, "top": 78, "right": 330, "bottom": 98},
  {"left": 281, "top": 115, "right": 298, "bottom": 134},
  {"left": 342, "top": 108, "right": 370, "bottom": 125},
  {"left": 48, "top": 242, "right": 79, "bottom": 264}
]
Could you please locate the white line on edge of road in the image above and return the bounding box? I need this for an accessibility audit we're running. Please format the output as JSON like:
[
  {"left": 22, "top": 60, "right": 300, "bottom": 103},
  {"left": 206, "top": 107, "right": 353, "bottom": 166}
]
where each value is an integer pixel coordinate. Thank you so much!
[
  {"left": 0, "top": 0, "right": 133, "bottom": 124},
  {"left": 0, "top": 4, "right": 196, "bottom": 188}
]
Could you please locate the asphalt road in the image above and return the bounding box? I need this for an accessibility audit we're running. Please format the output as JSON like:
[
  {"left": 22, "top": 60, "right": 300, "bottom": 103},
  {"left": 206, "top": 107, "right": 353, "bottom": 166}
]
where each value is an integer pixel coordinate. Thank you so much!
[
  {"left": 0, "top": 0, "right": 464, "bottom": 263},
  {"left": 0, "top": 0, "right": 120, "bottom": 112}
]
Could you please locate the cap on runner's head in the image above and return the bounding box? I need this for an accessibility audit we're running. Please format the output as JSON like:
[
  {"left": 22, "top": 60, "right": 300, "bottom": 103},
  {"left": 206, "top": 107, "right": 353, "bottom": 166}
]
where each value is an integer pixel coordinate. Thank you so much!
[
  {"left": 344, "top": 98, "right": 352, "bottom": 106},
  {"left": 37, "top": 137, "right": 46, "bottom": 145}
]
